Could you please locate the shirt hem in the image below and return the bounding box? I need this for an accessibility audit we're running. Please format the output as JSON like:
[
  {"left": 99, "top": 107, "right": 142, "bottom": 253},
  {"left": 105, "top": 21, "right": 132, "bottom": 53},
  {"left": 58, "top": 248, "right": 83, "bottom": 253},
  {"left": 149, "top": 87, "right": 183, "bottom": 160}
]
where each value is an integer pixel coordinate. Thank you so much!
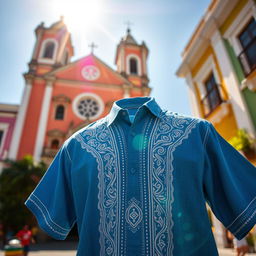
[
  {"left": 227, "top": 197, "right": 256, "bottom": 240},
  {"left": 24, "top": 195, "right": 70, "bottom": 240}
]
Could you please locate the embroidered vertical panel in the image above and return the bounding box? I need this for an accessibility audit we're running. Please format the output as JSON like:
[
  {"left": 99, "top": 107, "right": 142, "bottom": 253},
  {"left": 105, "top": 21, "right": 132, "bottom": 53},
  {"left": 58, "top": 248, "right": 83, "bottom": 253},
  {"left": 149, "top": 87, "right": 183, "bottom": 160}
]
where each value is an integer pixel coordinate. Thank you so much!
[
  {"left": 146, "top": 111, "right": 200, "bottom": 256},
  {"left": 75, "top": 119, "right": 123, "bottom": 256}
]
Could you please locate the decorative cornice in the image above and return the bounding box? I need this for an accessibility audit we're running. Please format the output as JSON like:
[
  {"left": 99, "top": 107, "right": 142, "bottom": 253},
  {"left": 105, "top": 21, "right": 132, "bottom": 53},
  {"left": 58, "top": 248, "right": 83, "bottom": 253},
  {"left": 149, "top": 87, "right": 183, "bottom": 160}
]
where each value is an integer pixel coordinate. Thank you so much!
[
  {"left": 46, "top": 129, "right": 66, "bottom": 137},
  {"left": 44, "top": 75, "right": 56, "bottom": 83},
  {"left": 52, "top": 94, "right": 71, "bottom": 103},
  {"left": 23, "top": 73, "right": 35, "bottom": 84}
]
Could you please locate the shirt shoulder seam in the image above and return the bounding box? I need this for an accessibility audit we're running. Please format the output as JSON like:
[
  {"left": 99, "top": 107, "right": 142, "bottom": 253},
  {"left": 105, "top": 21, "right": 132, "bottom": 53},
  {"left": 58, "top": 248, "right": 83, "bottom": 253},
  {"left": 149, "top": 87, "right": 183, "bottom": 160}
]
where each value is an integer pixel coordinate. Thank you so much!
[
  {"left": 64, "top": 145, "right": 72, "bottom": 162},
  {"left": 203, "top": 122, "right": 210, "bottom": 149}
]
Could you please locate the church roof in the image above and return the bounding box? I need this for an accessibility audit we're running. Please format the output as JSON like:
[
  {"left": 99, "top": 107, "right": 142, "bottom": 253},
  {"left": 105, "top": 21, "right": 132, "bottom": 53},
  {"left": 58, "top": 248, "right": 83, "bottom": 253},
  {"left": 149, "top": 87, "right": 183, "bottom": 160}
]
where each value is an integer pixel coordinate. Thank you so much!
[
  {"left": 121, "top": 28, "right": 138, "bottom": 45},
  {"left": 49, "top": 16, "right": 66, "bottom": 30},
  {"left": 45, "top": 53, "right": 132, "bottom": 86}
]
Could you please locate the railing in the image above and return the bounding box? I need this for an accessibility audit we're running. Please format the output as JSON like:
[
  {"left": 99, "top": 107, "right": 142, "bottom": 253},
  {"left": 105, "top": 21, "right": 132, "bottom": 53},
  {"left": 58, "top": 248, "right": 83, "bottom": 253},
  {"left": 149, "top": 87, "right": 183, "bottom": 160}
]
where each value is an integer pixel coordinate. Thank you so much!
[
  {"left": 238, "top": 37, "right": 256, "bottom": 77},
  {"left": 200, "top": 84, "right": 223, "bottom": 117}
]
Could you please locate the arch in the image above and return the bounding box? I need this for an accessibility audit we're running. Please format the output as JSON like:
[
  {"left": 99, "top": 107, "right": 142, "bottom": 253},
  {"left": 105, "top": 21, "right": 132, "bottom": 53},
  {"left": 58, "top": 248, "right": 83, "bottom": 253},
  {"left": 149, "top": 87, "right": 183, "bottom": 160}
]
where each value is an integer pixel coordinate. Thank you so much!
[
  {"left": 55, "top": 104, "right": 65, "bottom": 120},
  {"left": 43, "top": 42, "right": 55, "bottom": 58},
  {"left": 129, "top": 58, "right": 138, "bottom": 75},
  {"left": 39, "top": 39, "right": 58, "bottom": 63},
  {"left": 50, "top": 139, "right": 59, "bottom": 149},
  {"left": 126, "top": 54, "right": 141, "bottom": 76}
]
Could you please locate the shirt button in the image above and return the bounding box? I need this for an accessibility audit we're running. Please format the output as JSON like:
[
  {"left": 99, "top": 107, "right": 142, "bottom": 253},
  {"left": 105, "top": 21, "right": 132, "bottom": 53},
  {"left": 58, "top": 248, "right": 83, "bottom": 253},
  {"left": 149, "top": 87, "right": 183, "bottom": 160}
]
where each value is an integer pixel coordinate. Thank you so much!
[{"left": 130, "top": 168, "right": 136, "bottom": 174}]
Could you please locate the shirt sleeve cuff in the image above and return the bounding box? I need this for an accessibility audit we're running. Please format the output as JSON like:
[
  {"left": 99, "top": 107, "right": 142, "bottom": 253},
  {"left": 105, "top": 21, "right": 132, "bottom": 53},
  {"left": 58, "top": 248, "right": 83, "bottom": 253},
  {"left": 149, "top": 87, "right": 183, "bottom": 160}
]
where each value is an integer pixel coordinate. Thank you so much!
[
  {"left": 24, "top": 194, "right": 71, "bottom": 240},
  {"left": 226, "top": 197, "right": 256, "bottom": 240}
]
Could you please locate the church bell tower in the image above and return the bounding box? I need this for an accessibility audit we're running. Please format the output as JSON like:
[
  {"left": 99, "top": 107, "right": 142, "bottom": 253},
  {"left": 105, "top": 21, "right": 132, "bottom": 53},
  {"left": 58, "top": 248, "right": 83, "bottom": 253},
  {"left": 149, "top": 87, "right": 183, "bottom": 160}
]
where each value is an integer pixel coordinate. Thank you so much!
[
  {"left": 115, "top": 28, "right": 149, "bottom": 90},
  {"left": 28, "top": 16, "right": 74, "bottom": 75}
]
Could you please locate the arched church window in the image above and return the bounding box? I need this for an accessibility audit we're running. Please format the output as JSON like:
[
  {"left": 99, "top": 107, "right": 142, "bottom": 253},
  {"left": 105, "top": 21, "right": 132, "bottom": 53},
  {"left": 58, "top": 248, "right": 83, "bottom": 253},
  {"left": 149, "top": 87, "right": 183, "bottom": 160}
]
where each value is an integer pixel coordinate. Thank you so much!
[
  {"left": 130, "top": 58, "right": 138, "bottom": 75},
  {"left": 51, "top": 139, "right": 59, "bottom": 149},
  {"left": 55, "top": 104, "right": 65, "bottom": 120},
  {"left": 43, "top": 42, "right": 55, "bottom": 59}
]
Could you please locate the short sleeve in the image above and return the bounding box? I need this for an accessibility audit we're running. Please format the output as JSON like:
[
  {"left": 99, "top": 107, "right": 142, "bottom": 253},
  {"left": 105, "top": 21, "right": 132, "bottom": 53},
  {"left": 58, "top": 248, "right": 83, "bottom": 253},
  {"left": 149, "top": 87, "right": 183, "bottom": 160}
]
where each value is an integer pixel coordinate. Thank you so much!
[
  {"left": 203, "top": 122, "right": 256, "bottom": 240},
  {"left": 24, "top": 141, "right": 76, "bottom": 240}
]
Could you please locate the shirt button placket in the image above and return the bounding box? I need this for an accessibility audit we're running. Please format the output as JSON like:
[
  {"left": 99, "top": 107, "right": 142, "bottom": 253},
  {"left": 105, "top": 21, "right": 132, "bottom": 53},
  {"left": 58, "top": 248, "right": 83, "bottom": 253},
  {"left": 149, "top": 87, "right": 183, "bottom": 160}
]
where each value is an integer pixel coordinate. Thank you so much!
[
  {"left": 130, "top": 167, "right": 136, "bottom": 174},
  {"left": 128, "top": 130, "right": 137, "bottom": 175}
]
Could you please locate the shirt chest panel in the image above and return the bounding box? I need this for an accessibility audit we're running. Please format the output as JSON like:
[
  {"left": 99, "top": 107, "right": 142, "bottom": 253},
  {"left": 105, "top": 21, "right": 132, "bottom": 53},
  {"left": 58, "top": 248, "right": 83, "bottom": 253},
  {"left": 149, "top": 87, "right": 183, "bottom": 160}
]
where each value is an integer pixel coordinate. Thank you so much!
[{"left": 73, "top": 115, "right": 200, "bottom": 256}]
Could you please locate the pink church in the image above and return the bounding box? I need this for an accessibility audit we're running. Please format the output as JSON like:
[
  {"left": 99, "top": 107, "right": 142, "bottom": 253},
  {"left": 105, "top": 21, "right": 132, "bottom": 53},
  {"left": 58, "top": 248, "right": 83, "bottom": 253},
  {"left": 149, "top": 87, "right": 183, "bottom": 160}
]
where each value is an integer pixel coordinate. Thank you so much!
[{"left": 0, "top": 18, "right": 151, "bottom": 171}]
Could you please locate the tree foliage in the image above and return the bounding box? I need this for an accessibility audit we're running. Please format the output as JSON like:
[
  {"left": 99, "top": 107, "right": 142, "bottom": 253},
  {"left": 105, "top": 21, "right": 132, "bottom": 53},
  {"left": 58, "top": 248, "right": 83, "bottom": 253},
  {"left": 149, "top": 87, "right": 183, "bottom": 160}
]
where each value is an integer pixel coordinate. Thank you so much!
[
  {"left": 0, "top": 155, "right": 46, "bottom": 231},
  {"left": 228, "top": 129, "right": 255, "bottom": 153}
]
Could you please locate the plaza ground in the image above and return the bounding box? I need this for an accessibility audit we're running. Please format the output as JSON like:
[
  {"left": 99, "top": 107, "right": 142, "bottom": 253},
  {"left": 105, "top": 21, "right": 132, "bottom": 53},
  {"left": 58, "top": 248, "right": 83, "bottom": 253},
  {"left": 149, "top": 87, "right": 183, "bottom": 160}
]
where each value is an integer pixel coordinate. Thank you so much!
[{"left": 1, "top": 241, "right": 256, "bottom": 256}]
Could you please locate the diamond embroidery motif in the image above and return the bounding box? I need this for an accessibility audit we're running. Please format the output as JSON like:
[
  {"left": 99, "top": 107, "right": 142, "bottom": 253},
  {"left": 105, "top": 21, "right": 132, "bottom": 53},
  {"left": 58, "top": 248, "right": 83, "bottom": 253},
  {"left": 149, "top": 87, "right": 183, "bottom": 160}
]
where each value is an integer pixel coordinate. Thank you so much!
[{"left": 125, "top": 198, "right": 143, "bottom": 232}]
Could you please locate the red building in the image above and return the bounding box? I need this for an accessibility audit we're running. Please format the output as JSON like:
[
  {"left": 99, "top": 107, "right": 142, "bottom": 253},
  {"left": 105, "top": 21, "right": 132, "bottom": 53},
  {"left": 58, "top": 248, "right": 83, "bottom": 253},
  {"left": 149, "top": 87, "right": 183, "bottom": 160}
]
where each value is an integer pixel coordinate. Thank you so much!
[{"left": 0, "top": 18, "right": 151, "bottom": 169}]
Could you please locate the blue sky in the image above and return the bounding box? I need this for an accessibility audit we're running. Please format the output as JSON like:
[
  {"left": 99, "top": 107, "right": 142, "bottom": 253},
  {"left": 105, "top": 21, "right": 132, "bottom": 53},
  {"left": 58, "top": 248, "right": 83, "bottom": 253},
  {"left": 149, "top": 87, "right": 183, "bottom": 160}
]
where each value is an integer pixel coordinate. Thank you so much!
[{"left": 0, "top": 0, "right": 211, "bottom": 116}]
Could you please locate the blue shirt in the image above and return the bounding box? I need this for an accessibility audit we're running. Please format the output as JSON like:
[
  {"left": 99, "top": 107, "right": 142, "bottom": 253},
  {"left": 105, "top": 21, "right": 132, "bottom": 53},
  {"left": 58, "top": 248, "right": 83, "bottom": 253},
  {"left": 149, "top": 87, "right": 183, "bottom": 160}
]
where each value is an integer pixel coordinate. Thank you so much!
[{"left": 25, "top": 96, "right": 256, "bottom": 255}]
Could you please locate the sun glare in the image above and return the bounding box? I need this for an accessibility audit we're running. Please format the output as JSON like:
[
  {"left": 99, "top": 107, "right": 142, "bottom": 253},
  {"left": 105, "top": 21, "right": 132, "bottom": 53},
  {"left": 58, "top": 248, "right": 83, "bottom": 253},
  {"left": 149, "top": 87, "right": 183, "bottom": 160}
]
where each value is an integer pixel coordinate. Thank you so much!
[{"left": 52, "top": 0, "right": 102, "bottom": 32}]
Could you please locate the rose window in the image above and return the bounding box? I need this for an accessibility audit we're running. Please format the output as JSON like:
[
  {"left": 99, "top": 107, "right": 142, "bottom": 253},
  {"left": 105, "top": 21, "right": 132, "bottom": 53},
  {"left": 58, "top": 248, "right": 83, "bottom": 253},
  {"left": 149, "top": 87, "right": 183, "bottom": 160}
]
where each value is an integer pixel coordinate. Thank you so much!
[{"left": 77, "top": 97, "right": 100, "bottom": 118}]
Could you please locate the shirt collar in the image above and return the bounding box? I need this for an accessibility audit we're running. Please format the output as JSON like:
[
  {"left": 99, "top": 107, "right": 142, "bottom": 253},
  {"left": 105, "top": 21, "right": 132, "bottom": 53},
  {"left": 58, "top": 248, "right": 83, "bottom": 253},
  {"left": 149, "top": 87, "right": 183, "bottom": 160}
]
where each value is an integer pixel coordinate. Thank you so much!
[{"left": 106, "top": 96, "right": 162, "bottom": 127}]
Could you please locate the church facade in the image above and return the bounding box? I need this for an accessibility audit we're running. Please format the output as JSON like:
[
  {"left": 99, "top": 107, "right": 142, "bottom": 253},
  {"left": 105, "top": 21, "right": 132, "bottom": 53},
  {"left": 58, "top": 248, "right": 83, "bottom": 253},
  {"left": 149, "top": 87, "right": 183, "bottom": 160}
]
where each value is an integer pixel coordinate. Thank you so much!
[{"left": 0, "top": 18, "right": 151, "bottom": 170}]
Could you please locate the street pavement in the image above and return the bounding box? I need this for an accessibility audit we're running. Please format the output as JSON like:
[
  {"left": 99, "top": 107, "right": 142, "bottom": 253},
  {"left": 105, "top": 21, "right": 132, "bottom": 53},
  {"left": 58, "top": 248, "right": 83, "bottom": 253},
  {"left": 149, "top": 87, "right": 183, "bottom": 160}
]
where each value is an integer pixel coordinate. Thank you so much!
[{"left": 1, "top": 241, "right": 256, "bottom": 256}]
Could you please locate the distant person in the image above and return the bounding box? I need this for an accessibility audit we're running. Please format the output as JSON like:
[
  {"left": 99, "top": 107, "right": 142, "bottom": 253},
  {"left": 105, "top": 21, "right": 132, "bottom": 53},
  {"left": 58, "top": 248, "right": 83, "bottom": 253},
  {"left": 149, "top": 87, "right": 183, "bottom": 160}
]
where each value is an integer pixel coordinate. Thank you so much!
[{"left": 16, "top": 225, "right": 35, "bottom": 256}]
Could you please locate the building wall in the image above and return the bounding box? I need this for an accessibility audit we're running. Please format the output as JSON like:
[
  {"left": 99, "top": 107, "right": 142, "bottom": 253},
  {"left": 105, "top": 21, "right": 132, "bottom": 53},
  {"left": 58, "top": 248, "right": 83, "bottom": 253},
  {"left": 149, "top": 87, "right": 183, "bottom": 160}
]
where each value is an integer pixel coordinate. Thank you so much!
[
  {"left": 17, "top": 79, "right": 46, "bottom": 159},
  {"left": 0, "top": 116, "right": 16, "bottom": 160},
  {"left": 190, "top": 46, "right": 238, "bottom": 140},
  {"left": 220, "top": 39, "right": 256, "bottom": 137}
]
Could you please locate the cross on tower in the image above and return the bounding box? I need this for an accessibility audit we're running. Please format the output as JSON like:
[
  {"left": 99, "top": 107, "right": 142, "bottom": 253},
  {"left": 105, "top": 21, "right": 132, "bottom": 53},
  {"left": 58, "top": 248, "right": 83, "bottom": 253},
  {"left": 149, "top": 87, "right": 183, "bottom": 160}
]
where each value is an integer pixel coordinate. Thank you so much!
[
  {"left": 88, "top": 42, "right": 98, "bottom": 54},
  {"left": 124, "top": 21, "right": 133, "bottom": 33}
]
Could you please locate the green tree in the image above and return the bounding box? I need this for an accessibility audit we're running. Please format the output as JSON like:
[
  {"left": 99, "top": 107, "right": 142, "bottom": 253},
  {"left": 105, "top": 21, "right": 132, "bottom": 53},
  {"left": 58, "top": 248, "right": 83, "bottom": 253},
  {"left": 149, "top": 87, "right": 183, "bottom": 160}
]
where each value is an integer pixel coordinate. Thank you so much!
[{"left": 0, "top": 155, "right": 46, "bottom": 233}]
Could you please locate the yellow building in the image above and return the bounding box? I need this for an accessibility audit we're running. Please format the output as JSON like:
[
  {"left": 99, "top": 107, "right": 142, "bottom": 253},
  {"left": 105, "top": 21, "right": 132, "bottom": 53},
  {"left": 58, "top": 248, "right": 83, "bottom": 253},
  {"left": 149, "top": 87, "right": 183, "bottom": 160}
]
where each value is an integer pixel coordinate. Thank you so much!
[{"left": 176, "top": 0, "right": 256, "bottom": 248}]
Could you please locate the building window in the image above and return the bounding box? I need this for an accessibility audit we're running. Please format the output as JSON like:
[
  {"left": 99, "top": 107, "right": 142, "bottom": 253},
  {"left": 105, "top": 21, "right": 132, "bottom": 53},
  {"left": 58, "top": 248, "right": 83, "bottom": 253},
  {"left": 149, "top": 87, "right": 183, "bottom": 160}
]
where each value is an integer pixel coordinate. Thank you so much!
[
  {"left": 55, "top": 105, "right": 65, "bottom": 120},
  {"left": 0, "top": 130, "right": 3, "bottom": 147},
  {"left": 51, "top": 139, "right": 59, "bottom": 149},
  {"left": 129, "top": 58, "right": 138, "bottom": 75},
  {"left": 43, "top": 42, "right": 55, "bottom": 59},
  {"left": 201, "top": 73, "right": 222, "bottom": 117},
  {"left": 77, "top": 98, "right": 100, "bottom": 119},
  {"left": 72, "top": 93, "right": 104, "bottom": 120},
  {"left": 238, "top": 18, "right": 256, "bottom": 76}
]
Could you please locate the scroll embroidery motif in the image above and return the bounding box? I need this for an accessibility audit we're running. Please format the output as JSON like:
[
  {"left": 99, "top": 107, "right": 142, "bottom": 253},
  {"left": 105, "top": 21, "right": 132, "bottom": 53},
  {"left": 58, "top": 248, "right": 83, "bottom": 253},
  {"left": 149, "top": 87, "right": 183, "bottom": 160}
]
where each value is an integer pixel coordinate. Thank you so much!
[
  {"left": 146, "top": 111, "right": 200, "bottom": 256},
  {"left": 74, "top": 119, "right": 122, "bottom": 256}
]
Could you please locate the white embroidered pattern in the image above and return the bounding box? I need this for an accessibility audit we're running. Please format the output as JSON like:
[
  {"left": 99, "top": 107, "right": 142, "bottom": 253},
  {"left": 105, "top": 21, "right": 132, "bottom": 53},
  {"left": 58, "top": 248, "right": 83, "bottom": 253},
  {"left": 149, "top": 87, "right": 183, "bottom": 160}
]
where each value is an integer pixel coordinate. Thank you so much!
[
  {"left": 125, "top": 197, "right": 143, "bottom": 232},
  {"left": 146, "top": 111, "right": 200, "bottom": 256},
  {"left": 75, "top": 119, "right": 122, "bottom": 256},
  {"left": 75, "top": 112, "right": 200, "bottom": 256}
]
